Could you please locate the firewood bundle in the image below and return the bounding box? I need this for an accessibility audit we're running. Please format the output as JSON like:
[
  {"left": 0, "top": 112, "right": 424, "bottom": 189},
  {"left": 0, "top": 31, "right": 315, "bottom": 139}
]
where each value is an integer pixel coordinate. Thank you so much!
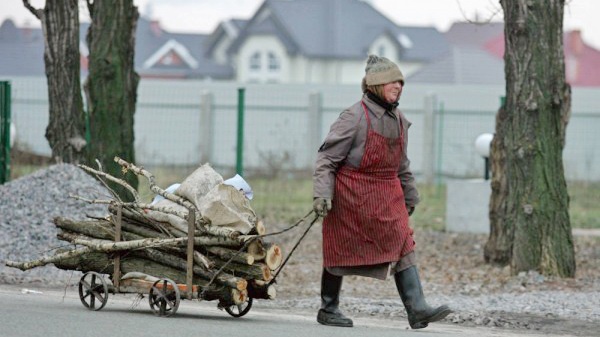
[{"left": 6, "top": 157, "right": 282, "bottom": 308}]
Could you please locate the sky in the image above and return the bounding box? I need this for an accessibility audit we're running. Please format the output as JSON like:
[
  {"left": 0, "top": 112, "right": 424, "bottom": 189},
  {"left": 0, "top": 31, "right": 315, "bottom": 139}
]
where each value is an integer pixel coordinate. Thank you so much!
[{"left": 1, "top": 0, "right": 599, "bottom": 49}]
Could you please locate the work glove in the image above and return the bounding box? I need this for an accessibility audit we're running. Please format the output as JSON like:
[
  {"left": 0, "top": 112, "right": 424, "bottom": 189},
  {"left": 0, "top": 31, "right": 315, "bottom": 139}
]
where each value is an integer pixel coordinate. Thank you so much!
[
  {"left": 407, "top": 205, "right": 415, "bottom": 217},
  {"left": 313, "top": 197, "right": 332, "bottom": 217}
]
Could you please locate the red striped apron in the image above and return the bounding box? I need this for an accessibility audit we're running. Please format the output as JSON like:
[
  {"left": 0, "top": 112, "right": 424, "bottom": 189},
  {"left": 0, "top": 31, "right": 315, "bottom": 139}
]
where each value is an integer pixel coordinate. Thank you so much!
[{"left": 322, "top": 101, "right": 415, "bottom": 267}]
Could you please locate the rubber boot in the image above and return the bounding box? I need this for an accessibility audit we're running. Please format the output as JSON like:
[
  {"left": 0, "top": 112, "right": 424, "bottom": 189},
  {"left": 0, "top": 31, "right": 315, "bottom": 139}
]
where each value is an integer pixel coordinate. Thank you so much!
[
  {"left": 316, "top": 269, "right": 353, "bottom": 327},
  {"left": 394, "top": 266, "right": 452, "bottom": 329}
]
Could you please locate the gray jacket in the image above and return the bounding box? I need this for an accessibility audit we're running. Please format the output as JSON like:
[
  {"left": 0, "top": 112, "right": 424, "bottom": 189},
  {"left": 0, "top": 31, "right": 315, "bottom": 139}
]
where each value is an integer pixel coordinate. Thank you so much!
[{"left": 313, "top": 93, "right": 419, "bottom": 206}]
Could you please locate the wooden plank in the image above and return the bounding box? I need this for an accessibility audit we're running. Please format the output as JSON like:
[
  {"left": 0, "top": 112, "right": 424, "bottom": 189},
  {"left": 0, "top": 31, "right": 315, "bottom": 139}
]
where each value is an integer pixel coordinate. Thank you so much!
[
  {"left": 186, "top": 210, "right": 195, "bottom": 300},
  {"left": 113, "top": 205, "right": 122, "bottom": 291}
]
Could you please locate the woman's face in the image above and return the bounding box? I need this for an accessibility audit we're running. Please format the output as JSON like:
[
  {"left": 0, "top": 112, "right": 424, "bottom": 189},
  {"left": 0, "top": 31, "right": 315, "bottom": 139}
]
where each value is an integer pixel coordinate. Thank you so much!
[{"left": 382, "top": 81, "right": 403, "bottom": 103}]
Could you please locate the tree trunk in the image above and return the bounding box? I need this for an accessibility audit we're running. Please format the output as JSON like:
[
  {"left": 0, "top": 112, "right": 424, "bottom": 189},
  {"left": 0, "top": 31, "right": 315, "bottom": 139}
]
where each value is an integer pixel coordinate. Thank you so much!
[
  {"left": 485, "top": 104, "right": 513, "bottom": 265},
  {"left": 486, "top": 0, "right": 575, "bottom": 277},
  {"left": 84, "top": 0, "right": 139, "bottom": 200},
  {"left": 23, "top": 0, "right": 86, "bottom": 163}
]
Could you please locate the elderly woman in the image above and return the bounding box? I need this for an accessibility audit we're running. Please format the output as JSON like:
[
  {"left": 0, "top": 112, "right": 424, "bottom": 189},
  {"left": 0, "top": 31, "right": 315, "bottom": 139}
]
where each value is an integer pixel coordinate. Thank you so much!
[{"left": 312, "top": 55, "right": 451, "bottom": 329}]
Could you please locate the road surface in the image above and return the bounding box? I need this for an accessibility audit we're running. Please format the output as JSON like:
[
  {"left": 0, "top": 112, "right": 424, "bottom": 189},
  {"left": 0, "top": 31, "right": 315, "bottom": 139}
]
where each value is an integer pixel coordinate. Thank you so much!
[{"left": 0, "top": 284, "right": 569, "bottom": 337}]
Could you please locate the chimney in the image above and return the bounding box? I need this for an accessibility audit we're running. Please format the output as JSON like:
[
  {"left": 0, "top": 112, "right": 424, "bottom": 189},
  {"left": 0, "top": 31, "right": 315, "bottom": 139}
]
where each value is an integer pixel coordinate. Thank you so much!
[
  {"left": 150, "top": 19, "right": 162, "bottom": 37},
  {"left": 570, "top": 30, "right": 583, "bottom": 56}
]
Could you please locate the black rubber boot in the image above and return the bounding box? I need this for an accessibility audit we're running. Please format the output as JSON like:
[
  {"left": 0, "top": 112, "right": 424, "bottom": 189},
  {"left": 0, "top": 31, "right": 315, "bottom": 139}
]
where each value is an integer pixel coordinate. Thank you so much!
[
  {"left": 394, "top": 266, "right": 452, "bottom": 329},
  {"left": 316, "top": 269, "right": 353, "bottom": 327}
]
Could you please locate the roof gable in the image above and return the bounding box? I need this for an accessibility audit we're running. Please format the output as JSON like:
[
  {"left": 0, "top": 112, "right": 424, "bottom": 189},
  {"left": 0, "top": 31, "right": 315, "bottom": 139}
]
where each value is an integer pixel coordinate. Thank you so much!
[
  {"left": 204, "top": 19, "right": 248, "bottom": 57},
  {"left": 143, "top": 39, "right": 198, "bottom": 69},
  {"left": 229, "top": 0, "right": 448, "bottom": 61}
]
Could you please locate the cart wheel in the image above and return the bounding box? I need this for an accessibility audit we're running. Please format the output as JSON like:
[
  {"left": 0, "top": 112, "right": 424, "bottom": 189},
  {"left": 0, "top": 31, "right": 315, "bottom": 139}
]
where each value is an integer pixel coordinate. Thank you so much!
[
  {"left": 78, "top": 271, "right": 109, "bottom": 311},
  {"left": 225, "top": 297, "right": 253, "bottom": 317},
  {"left": 148, "top": 278, "right": 180, "bottom": 317}
]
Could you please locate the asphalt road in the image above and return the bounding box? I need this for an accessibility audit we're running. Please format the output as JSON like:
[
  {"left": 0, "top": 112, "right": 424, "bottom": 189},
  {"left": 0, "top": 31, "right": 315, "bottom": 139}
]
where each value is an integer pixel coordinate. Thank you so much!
[{"left": 0, "top": 284, "right": 564, "bottom": 337}]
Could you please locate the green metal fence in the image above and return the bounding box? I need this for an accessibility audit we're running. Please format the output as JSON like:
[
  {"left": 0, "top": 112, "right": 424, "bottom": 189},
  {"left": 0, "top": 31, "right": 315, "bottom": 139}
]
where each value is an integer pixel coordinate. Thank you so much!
[{"left": 0, "top": 81, "right": 11, "bottom": 184}]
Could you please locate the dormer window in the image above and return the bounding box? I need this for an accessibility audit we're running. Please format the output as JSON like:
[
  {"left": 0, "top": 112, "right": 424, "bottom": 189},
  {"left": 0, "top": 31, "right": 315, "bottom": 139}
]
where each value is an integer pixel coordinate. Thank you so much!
[
  {"left": 378, "top": 46, "right": 386, "bottom": 58},
  {"left": 250, "top": 51, "right": 261, "bottom": 71},
  {"left": 268, "top": 52, "right": 280, "bottom": 71},
  {"left": 398, "top": 33, "right": 413, "bottom": 49}
]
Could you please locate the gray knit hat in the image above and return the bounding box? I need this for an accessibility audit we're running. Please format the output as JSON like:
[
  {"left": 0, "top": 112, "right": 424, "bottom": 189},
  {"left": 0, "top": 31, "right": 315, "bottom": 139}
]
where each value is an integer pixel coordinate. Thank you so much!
[{"left": 361, "top": 54, "right": 404, "bottom": 92}]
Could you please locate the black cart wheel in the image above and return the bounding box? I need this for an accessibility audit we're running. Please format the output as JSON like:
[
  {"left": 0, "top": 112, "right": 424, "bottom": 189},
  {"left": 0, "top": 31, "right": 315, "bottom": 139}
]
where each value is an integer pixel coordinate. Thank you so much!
[
  {"left": 148, "top": 278, "right": 180, "bottom": 317},
  {"left": 225, "top": 297, "right": 253, "bottom": 317},
  {"left": 78, "top": 271, "right": 109, "bottom": 311}
]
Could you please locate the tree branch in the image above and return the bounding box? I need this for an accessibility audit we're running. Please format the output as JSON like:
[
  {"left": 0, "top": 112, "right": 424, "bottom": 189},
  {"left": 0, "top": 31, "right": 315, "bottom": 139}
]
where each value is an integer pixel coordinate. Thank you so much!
[{"left": 22, "top": 0, "right": 41, "bottom": 20}]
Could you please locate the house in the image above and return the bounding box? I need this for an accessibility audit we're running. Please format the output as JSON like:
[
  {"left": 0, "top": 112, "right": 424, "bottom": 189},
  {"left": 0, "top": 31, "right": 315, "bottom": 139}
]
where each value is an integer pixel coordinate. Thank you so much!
[
  {"left": 0, "top": 17, "right": 235, "bottom": 80},
  {"left": 408, "top": 21, "right": 600, "bottom": 87},
  {"left": 80, "top": 18, "right": 236, "bottom": 80},
  {"left": 223, "top": 0, "right": 449, "bottom": 84},
  {"left": 204, "top": 19, "right": 248, "bottom": 66}
]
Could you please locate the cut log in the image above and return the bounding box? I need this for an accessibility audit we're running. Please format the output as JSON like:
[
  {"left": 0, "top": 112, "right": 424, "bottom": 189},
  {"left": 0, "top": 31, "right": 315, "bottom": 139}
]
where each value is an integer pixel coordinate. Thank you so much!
[
  {"left": 204, "top": 246, "right": 255, "bottom": 265},
  {"left": 248, "top": 280, "right": 277, "bottom": 300},
  {"left": 134, "top": 248, "right": 247, "bottom": 291},
  {"left": 264, "top": 242, "right": 283, "bottom": 270},
  {"left": 51, "top": 250, "right": 247, "bottom": 291},
  {"left": 255, "top": 220, "right": 266, "bottom": 235},
  {"left": 211, "top": 260, "right": 272, "bottom": 282},
  {"left": 6, "top": 247, "right": 92, "bottom": 271},
  {"left": 246, "top": 239, "right": 266, "bottom": 261},
  {"left": 200, "top": 286, "right": 248, "bottom": 306},
  {"left": 61, "top": 234, "right": 187, "bottom": 252}
]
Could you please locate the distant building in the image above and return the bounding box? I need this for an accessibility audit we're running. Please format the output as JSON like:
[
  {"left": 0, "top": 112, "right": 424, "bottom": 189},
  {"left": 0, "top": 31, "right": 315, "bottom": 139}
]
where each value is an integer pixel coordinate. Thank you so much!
[
  {"left": 408, "top": 21, "right": 600, "bottom": 87},
  {"left": 0, "top": 16, "right": 236, "bottom": 80},
  {"left": 0, "top": 0, "right": 451, "bottom": 84},
  {"left": 225, "top": 0, "right": 449, "bottom": 83}
]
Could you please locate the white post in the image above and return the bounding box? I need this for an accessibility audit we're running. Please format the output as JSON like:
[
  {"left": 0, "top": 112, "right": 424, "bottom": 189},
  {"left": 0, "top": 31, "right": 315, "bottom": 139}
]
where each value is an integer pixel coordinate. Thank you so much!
[
  {"left": 200, "top": 91, "right": 213, "bottom": 164},
  {"left": 308, "top": 91, "right": 323, "bottom": 168},
  {"left": 422, "top": 93, "right": 437, "bottom": 185}
]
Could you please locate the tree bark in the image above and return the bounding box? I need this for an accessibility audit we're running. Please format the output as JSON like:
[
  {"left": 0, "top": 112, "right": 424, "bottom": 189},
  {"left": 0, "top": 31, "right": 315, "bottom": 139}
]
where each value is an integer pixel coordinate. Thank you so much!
[
  {"left": 84, "top": 0, "right": 139, "bottom": 200},
  {"left": 485, "top": 104, "right": 513, "bottom": 265},
  {"left": 486, "top": 0, "right": 575, "bottom": 276},
  {"left": 23, "top": 0, "right": 86, "bottom": 163}
]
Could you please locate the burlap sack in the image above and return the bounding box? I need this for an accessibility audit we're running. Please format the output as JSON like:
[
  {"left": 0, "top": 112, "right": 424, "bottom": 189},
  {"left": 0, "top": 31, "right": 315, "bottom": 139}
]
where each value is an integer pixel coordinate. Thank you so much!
[
  {"left": 198, "top": 184, "right": 256, "bottom": 234},
  {"left": 175, "top": 164, "right": 223, "bottom": 207},
  {"left": 174, "top": 164, "right": 256, "bottom": 234}
]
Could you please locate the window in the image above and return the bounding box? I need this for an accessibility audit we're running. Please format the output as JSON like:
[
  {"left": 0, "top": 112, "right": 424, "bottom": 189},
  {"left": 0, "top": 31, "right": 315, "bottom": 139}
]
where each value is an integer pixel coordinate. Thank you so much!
[
  {"left": 250, "top": 52, "right": 261, "bottom": 71},
  {"left": 268, "top": 52, "right": 280, "bottom": 71},
  {"left": 378, "top": 46, "right": 386, "bottom": 58}
]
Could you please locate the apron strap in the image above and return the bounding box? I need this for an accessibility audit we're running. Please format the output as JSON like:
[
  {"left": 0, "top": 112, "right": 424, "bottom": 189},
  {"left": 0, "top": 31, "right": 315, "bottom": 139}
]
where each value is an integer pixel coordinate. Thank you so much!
[{"left": 360, "top": 101, "right": 372, "bottom": 131}]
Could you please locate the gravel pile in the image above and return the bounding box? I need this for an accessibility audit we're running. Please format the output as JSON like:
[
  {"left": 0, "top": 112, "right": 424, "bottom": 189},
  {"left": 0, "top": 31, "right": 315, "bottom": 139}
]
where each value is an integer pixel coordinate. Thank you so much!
[
  {"left": 0, "top": 164, "right": 110, "bottom": 285},
  {"left": 1, "top": 165, "right": 598, "bottom": 336}
]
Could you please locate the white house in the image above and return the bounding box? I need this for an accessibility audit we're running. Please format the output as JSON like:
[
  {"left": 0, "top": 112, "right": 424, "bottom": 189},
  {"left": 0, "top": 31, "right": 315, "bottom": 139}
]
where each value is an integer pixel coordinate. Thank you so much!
[{"left": 209, "top": 0, "right": 450, "bottom": 84}]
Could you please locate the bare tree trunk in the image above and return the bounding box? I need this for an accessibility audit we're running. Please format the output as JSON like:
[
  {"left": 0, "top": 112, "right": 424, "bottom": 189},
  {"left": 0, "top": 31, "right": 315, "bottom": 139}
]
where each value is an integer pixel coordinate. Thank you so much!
[
  {"left": 23, "top": 0, "right": 86, "bottom": 163},
  {"left": 84, "top": 0, "right": 139, "bottom": 200},
  {"left": 485, "top": 104, "right": 513, "bottom": 265},
  {"left": 486, "top": 0, "right": 575, "bottom": 277}
]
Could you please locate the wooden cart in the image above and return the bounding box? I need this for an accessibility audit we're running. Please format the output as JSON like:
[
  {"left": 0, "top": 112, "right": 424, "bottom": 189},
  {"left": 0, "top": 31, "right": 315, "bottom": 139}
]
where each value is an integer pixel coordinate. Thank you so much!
[{"left": 76, "top": 205, "right": 258, "bottom": 318}]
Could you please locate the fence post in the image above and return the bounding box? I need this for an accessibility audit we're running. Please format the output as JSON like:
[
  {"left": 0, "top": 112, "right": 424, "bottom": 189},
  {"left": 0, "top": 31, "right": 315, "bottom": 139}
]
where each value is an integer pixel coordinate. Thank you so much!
[
  {"left": 199, "top": 91, "right": 213, "bottom": 164},
  {"left": 0, "top": 81, "right": 11, "bottom": 184},
  {"left": 422, "top": 93, "right": 437, "bottom": 185},
  {"left": 236, "top": 87, "right": 245, "bottom": 176},
  {"left": 308, "top": 91, "right": 323, "bottom": 167}
]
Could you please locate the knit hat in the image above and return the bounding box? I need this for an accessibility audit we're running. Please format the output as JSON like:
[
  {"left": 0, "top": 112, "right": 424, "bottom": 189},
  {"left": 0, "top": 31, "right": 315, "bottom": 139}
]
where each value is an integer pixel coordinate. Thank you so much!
[{"left": 361, "top": 54, "right": 404, "bottom": 92}]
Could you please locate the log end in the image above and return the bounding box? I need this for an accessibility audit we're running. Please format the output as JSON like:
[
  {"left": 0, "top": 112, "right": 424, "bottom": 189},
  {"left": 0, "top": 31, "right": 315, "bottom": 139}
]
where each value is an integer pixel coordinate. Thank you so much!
[
  {"left": 255, "top": 220, "right": 266, "bottom": 235},
  {"left": 236, "top": 278, "right": 248, "bottom": 291},
  {"left": 266, "top": 244, "right": 283, "bottom": 271},
  {"left": 267, "top": 285, "right": 276, "bottom": 300},
  {"left": 232, "top": 289, "right": 248, "bottom": 305}
]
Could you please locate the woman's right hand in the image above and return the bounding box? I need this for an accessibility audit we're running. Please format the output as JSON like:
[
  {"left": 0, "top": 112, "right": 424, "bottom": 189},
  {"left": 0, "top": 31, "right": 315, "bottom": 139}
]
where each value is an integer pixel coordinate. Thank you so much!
[{"left": 313, "top": 197, "right": 332, "bottom": 217}]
